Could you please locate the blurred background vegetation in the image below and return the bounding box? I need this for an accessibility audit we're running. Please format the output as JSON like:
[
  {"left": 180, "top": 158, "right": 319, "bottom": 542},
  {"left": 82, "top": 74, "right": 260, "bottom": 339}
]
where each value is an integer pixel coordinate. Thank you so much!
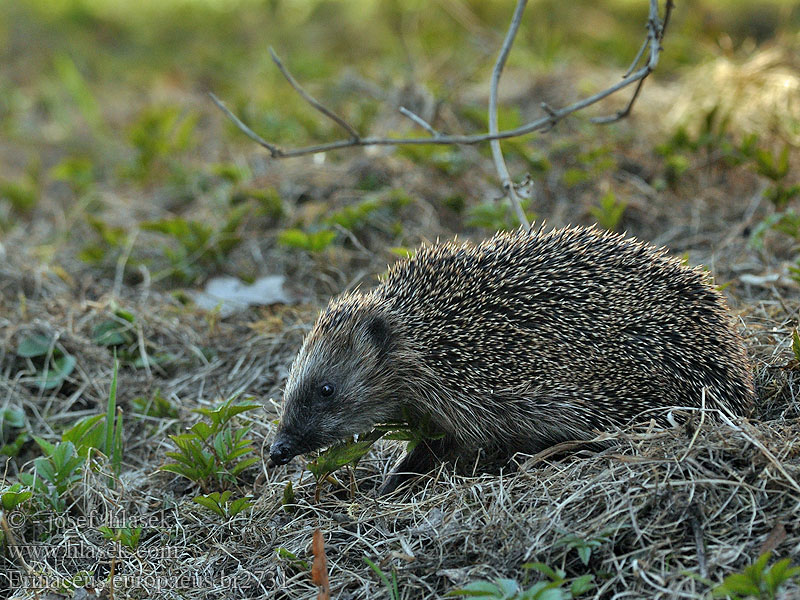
[{"left": 1, "top": 0, "right": 798, "bottom": 286}]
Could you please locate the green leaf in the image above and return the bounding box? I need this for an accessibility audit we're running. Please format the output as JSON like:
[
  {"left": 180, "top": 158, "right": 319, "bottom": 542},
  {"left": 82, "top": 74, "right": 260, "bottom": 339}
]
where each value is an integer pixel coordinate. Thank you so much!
[
  {"left": 190, "top": 422, "right": 214, "bottom": 440},
  {"left": 523, "top": 562, "right": 562, "bottom": 582},
  {"left": 0, "top": 178, "right": 38, "bottom": 213},
  {"left": 282, "top": 481, "right": 295, "bottom": 512},
  {"left": 308, "top": 435, "right": 379, "bottom": 479},
  {"left": 194, "top": 492, "right": 227, "bottom": 516},
  {"left": 1, "top": 406, "right": 25, "bottom": 429},
  {"left": 228, "top": 496, "right": 253, "bottom": 516},
  {"left": 278, "top": 228, "right": 336, "bottom": 252},
  {"left": 447, "top": 580, "right": 504, "bottom": 597},
  {"left": 713, "top": 573, "right": 761, "bottom": 597},
  {"left": 229, "top": 456, "right": 259, "bottom": 476},
  {"left": 1, "top": 484, "right": 33, "bottom": 511},
  {"left": 35, "top": 354, "right": 77, "bottom": 390},
  {"left": 364, "top": 557, "right": 398, "bottom": 597},
  {"left": 62, "top": 414, "right": 105, "bottom": 456},
  {"left": 792, "top": 329, "right": 800, "bottom": 362},
  {"left": 112, "top": 410, "right": 123, "bottom": 476},
  {"left": 277, "top": 547, "right": 309, "bottom": 571},
  {"left": 494, "top": 578, "right": 520, "bottom": 597},
  {"left": 570, "top": 574, "right": 595, "bottom": 596},
  {"left": 0, "top": 432, "right": 29, "bottom": 457},
  {"left": 534, "top": 588, "right": 568, "bottom": 600},
  {"left": 92, "top": 320, "right": 132, "bottom": 346},
  {"left": 105, "top": 359, "right": 118, "bottom": 456},
  {"left": 17, "top": 334, "right": 53, "bottom": 358},
  {"left": 33, "top": 436, "right": 56, "bottom": 457}
]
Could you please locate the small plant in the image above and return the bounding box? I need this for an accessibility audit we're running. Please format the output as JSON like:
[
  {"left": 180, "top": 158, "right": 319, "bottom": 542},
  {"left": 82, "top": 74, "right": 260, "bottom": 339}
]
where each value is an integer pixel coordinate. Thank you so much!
[
  {"left": 753, "top": 145, "right": 800, "bottom": 209},
  {"left": 792, "top": 329, "right": 800, "bottom": 363},
  {"left": 278, "top": 228, "right": 337, "bottom": 253},
  {"left": 306, "top": 415, "right": 442, "bottom": 500},
  {"left": 326, "top": 197, "right": 382, "bottom": 231},
  {"left": 50, "top": 156, "right": 96, "bottom": 197},
  {"left": 276, "top": 547, "right": 309, "bottom": 572},
  {"left": 127, "top": 105, "right": 197, "bottom": 180},
  {"left": 141, "top": 206, "right": 247, "bottom": 282},
  {"left": 1, "top": 406, "right": 27, "bottom": 457},
  {"left": 92, "top": 307, "right": 136, "bottom": 348},
  {"left": 589, "top": 191, "right": 627, "bottom": 231},
  {"left": 364, "top": 556, "right": 401, "bottom": 600},
  {"left": 563, "top": 145, "right": 616, "bottom": 189},
  {"left": 396, "top": 143, "right": 468, "bottom": 176},
  {"left": 1, "top": 483, "right": 33, "bottom": 512},
  {"left": 0, "top": 174, "right": 39, "bottom": 216},
  {"left": 159, "top": 397, "right": 260, "bottom": 491},
  {"left": 16, "top": 360, "right": 124, "bottom": 509},
  {"left": 448, "top": 562, "right": 594, "bottom": 599},
  {"left": 132, "top": 390, "right": 178, "bottom": 419},
  {"left": 306, "top": 429, "right": 384, "bottom": 500},
  {"left": 61, "top": 358, "right": 124, "bottom": 486},
  {"left": 0, "top": 483, "right": 32, "bottom": 546},
  {"left": 91, "top": 307, "right": 175, "bottom": 369},
  {"left": 230, "top": 187, "right": 284, "bottom": 220},
  {"left": 98, "top": 526, "right": 142, "bottom": 551},
  {"left": 281, "top": 481, "right": 296, "bottom": 513},
  {"left": 18, "top": 439, "right": 84, "bottom": 512},
  {"left": 712, "top": 552, "right": 800, "bottom": 600},
  {"left": 193, "top": 491, "right": 253, "bottom": 518},
  {"left": 553, "top": 531, "right": 611, "bottom": 566},
  {"left": 16, "top": 332, "right": 76, "bottom": 390},
  {"left": 78, "top": 216, "right": 131, "bottom": 266}
]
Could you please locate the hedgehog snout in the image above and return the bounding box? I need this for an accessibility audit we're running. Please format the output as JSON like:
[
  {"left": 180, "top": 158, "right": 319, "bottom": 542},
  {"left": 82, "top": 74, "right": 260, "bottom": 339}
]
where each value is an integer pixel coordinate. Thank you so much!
[{"left": 269, "top": 434, "right": 298, "bottom": 466}]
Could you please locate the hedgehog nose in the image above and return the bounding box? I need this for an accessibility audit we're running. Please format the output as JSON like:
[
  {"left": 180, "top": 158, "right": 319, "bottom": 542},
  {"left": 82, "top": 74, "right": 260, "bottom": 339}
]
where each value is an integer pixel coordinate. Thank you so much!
[{"left": 269, "top": 439, "right": 294, "bottom": 466}]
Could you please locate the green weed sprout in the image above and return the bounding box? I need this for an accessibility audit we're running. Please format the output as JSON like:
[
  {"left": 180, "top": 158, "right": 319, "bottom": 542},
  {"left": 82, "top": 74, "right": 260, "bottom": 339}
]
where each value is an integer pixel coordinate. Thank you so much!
[
  {"left": 712, "top": 552, "right": 800, "bottom": 600},
  {"left": 193, "top": 491, "right": 253, "bottom": 518},
  {"left": 160, "top": 396, "right": 260, "bottom": 491}
]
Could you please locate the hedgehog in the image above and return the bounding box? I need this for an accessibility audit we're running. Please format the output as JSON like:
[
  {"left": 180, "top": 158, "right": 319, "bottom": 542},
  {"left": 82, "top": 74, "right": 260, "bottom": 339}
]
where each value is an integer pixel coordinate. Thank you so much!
[{"left": 269, "top": 225, "right": 754, "bottom": 494}]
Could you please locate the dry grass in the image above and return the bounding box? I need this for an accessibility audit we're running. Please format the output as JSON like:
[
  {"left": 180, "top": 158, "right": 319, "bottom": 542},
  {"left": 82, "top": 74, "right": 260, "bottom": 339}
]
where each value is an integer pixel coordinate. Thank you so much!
[{"left": 2, "top": 46, "right": 800, "bottom": 600}]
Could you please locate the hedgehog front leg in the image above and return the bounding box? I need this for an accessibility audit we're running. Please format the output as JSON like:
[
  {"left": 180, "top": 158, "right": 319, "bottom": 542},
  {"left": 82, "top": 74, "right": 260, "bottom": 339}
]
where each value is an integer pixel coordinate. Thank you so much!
[{"left": 378, "top": 436, "right": 455, "bottom": 496}]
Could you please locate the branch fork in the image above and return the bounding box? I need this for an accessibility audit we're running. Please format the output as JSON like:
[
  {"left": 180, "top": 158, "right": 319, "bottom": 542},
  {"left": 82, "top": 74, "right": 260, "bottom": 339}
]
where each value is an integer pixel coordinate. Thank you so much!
[{"left": 212, "top": 1, "right": 673, "bottom": 228}]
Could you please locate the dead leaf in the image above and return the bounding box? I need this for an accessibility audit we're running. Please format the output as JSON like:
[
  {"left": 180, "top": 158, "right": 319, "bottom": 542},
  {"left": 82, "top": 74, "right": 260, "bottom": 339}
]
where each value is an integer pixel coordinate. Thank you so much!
[
  {"left": 758, "top": 521, "right": 787, "bottom": 555},
  {"left": 190, "top": 275, "right": 291, "bottom": 317},
  {"left": 311, "top": 528, "right": 330, "bottom": 600}
]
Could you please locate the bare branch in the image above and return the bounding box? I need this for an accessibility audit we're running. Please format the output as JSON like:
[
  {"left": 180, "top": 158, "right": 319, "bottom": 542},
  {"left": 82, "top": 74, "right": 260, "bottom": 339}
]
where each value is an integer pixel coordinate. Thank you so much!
[
  {"left": 212, "top": 2, "right": 673, "bottom": 167},
  {"left": 399, "top": 106, "right": 440, "bottom": 137},
  {"left": 268, "top": 47, "right": 361, "bottom": 141},
  {"left": 589, "top": 0, "right": 672, "bottom": 125},
  {"left": 590, "top": 77, "right": 646, "bottom": 124},
  {"left": 489, "top": 0, "right": 529, "bottom": 230},
  {"left": 209, "top": 92, "right": 281, "bottom": 158},
  {"left": 622, "top": 37, "right": 649, "bottom": 79}
]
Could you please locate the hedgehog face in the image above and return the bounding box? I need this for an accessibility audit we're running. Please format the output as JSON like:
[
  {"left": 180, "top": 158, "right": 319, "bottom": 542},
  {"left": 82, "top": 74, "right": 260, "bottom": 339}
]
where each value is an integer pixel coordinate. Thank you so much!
[{"left": 269, "top": 305, "right": 401, "bottom": 466}]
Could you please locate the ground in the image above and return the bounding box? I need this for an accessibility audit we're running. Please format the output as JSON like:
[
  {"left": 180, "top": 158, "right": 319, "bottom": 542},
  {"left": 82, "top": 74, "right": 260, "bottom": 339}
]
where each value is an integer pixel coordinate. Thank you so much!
[{"left": 1, "top": 1, "right": 799, "bottom": 599}]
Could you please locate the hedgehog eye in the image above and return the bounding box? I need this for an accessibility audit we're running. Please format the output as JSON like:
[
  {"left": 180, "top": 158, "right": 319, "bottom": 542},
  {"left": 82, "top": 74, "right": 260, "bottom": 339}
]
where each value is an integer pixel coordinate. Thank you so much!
[{"left": 319, "top": 383, "right": 335, "bottom": 398}]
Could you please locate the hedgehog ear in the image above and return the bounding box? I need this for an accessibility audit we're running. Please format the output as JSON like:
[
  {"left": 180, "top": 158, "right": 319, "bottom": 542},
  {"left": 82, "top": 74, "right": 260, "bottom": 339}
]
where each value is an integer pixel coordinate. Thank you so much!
[{"left": 362, "top": 314, "right": 393, "bottom": 360}]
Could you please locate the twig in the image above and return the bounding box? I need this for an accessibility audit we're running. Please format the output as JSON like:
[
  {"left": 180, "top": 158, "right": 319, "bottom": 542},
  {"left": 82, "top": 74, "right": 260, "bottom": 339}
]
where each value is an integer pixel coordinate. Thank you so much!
[
  {"left": 592, "top": 0, "right": 672, "bottom": 124},
  {"left": 212, "top": 1, "right": 673, "bottom": 185},
  {"left": 268, "top": 47, "right": 360, "bottom": 141},
  {"left": 489, "top": 0, "right": 530, "bottom": 229},
  {"left": 689, "top": 503, "right": 708, "bottom": 579},
  {"left": 622, "top": 37, "right": 650, "bottom": 79},
  {"left": 590, "top": 77, "right": 646, "bottom": 124},
  {"left": 399, "top": 106, "right": 440, "bottom": 137},
  {"left": 209, "top": 92, "right": 280, "bottom": 158}
]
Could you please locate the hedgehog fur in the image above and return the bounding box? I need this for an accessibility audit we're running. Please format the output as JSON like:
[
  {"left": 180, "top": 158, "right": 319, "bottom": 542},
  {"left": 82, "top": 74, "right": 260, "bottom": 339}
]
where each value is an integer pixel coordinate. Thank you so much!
[{"left": 269, "top": 225, "right": 754, "bottom": 493}]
